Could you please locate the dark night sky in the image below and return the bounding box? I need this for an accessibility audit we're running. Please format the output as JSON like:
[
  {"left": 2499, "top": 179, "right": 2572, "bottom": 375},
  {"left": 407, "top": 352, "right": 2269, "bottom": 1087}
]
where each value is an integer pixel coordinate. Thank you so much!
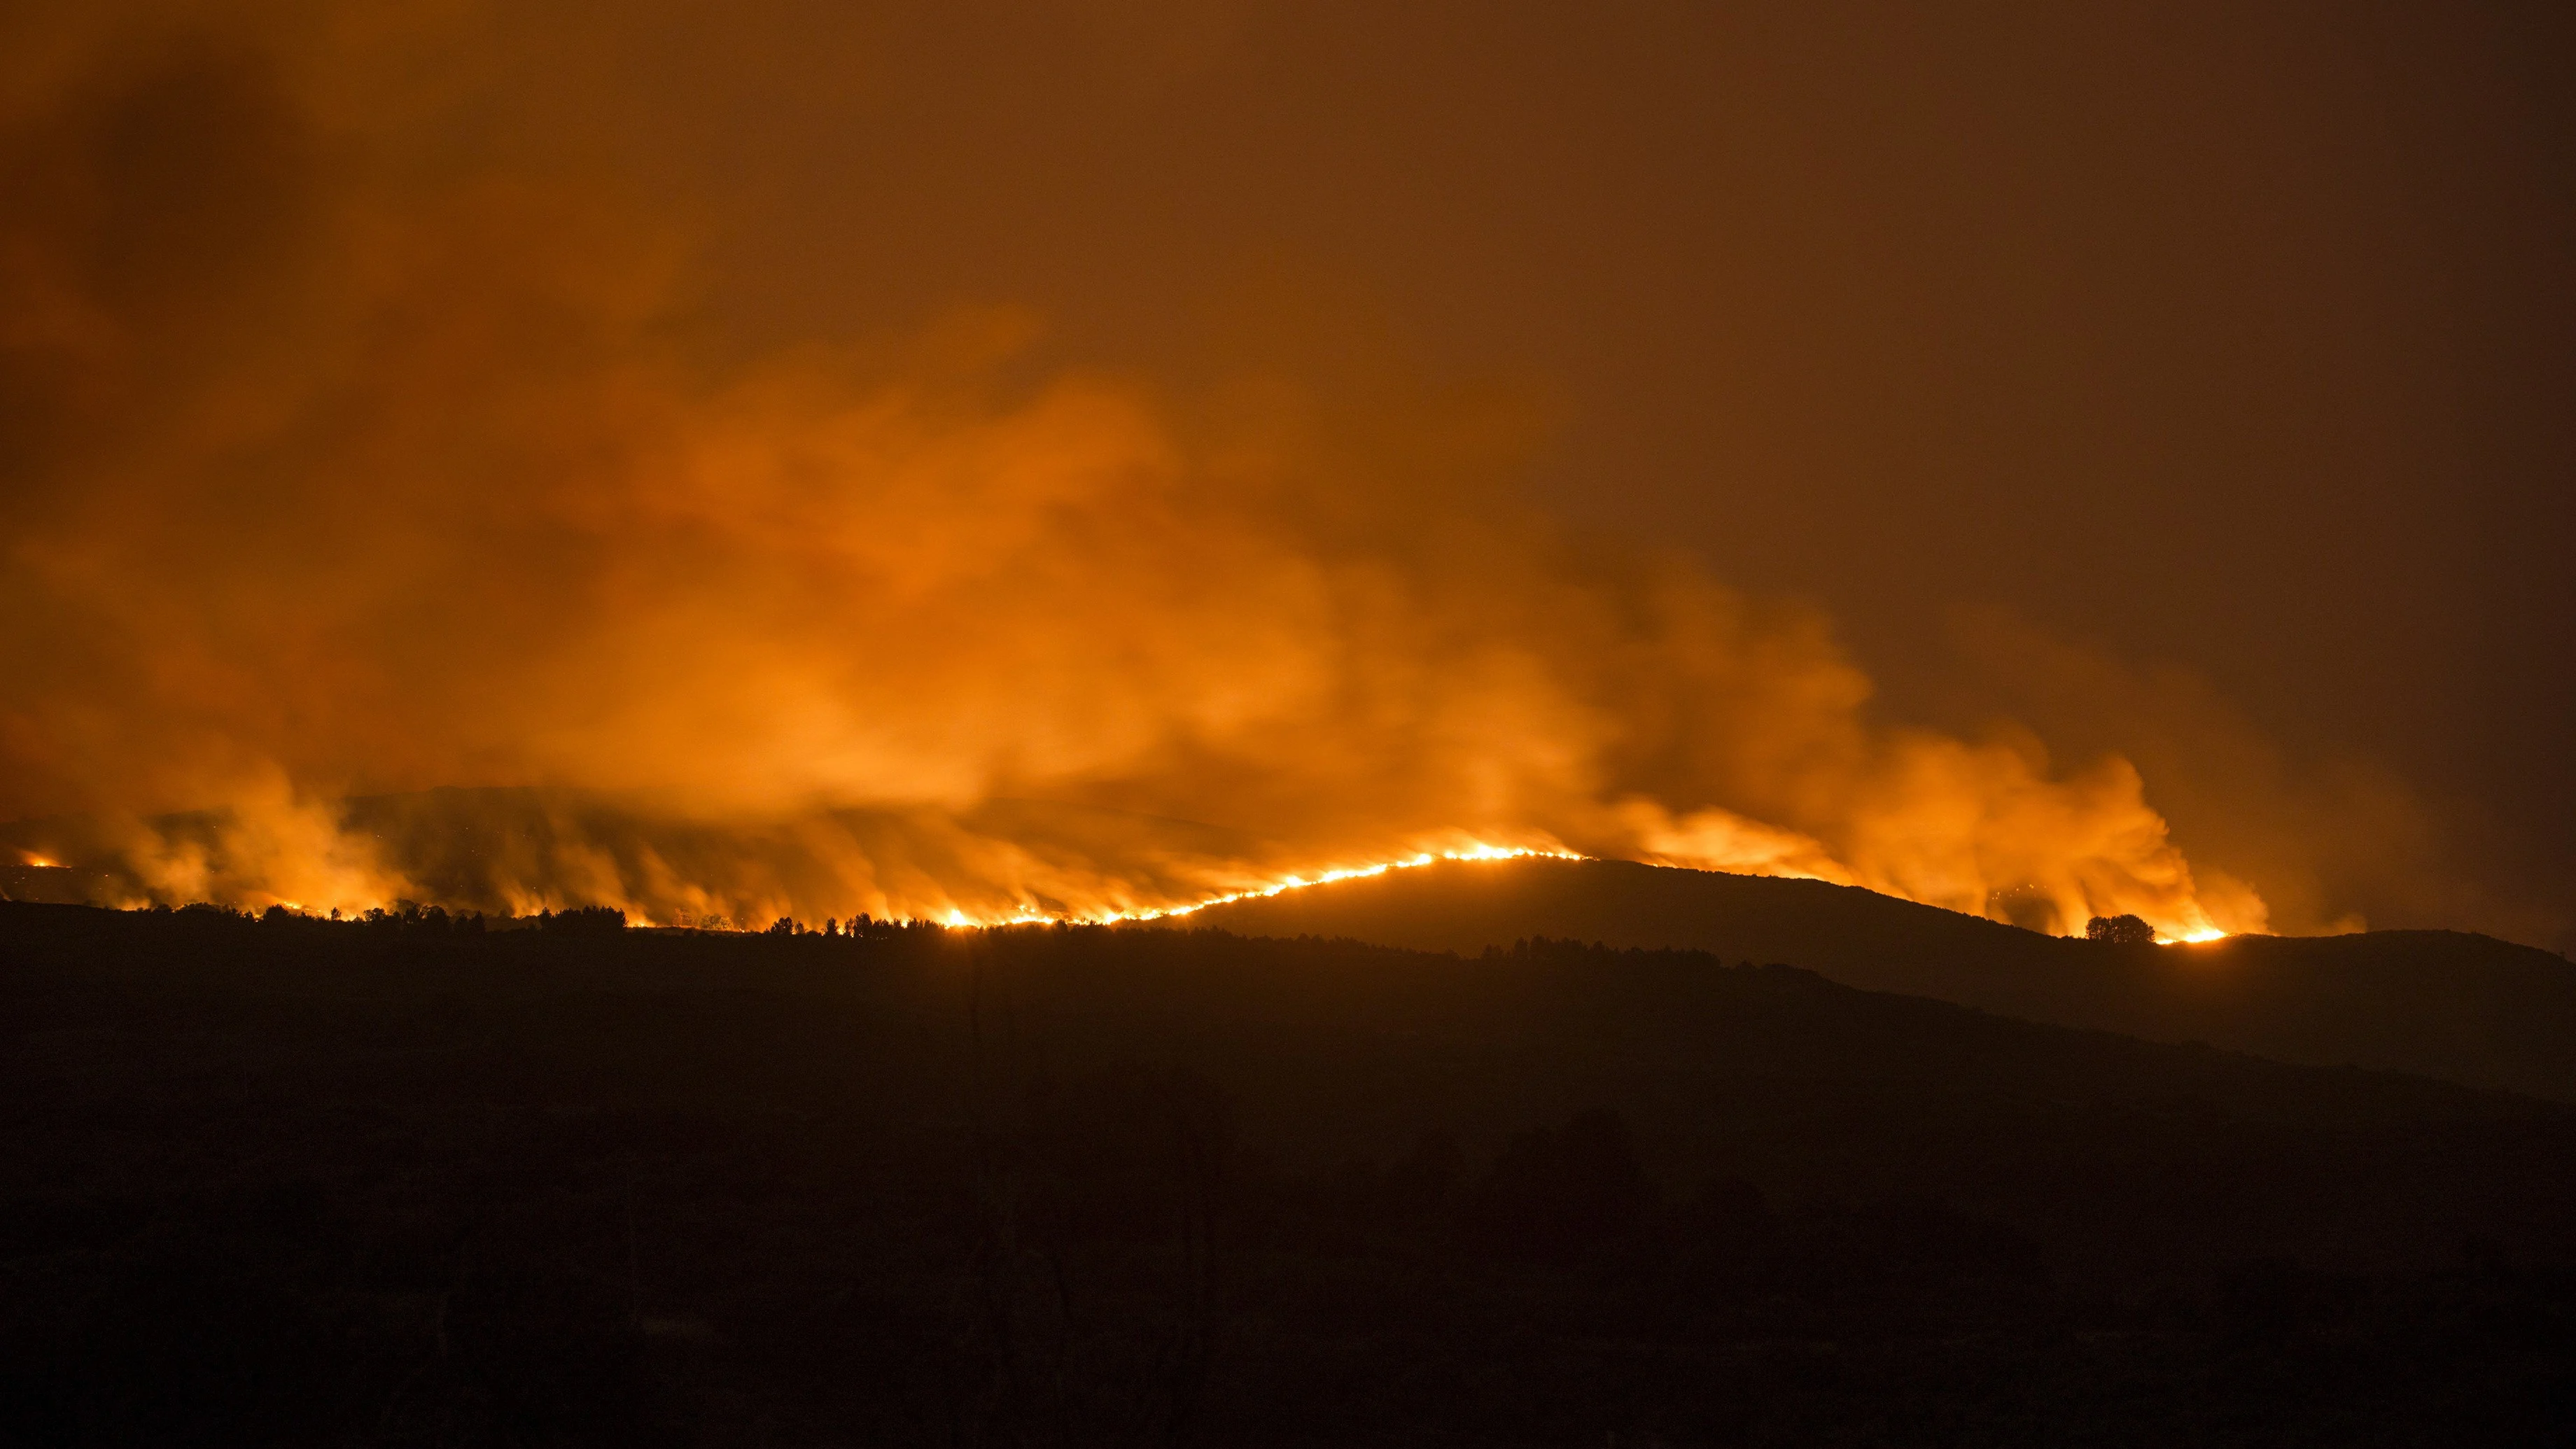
[{"left": 505, "top": 0, "right": 2574, "bottom": 940}]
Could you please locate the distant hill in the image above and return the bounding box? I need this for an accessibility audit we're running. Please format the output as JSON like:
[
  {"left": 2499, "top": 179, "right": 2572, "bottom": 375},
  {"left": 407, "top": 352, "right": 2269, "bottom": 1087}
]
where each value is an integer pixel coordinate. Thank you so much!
[
  {"left": 7, "top": 900, "right": 2573, "bottom": 1278},
  {"left": 1176, "top": 856, "right": 2576, "bottom": 1102},
  {"left": 8, "top": 900, "right": 2576, "bottom": 1442}
]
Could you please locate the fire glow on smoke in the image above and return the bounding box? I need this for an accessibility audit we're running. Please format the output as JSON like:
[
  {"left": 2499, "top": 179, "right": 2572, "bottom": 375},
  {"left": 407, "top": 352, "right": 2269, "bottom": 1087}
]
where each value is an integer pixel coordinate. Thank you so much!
[{"left": 0, "top": 13, "right": 2261, "bottom": 948}]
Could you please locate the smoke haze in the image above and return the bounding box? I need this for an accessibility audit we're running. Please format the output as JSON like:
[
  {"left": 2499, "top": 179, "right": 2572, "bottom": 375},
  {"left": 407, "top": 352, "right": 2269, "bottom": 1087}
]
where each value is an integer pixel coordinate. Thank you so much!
[{"left": 1, "top": 3, "right": 2557, "bottom": 944}]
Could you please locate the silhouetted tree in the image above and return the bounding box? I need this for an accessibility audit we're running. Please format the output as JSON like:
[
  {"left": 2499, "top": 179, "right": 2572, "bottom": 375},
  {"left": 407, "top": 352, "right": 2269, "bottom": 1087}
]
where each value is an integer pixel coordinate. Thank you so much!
[{"left": 2086, "top": 913, "right": 2155, "bottom": 944}]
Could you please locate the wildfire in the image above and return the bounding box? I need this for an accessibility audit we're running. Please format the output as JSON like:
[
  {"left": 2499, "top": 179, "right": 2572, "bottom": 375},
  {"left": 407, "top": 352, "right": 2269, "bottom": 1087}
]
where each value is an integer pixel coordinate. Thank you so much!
[
  {"left": 891, "top": 843, "right": 1579, "bottom": 932},
  {"left": 888, "top": 836, "right": 2235, "bottom": 944},
  {"left": 1060, "top": 842, "right": 1578, "bottom": 927},
  {"left": 0, "top": 16, "right": 2300, "bottom": 957},
  {"left": 10, "top": 820, "right": 2237, "bottom": 946},
  {"left": 3, "top": 793, "right": 2238, "bottom": 944}
]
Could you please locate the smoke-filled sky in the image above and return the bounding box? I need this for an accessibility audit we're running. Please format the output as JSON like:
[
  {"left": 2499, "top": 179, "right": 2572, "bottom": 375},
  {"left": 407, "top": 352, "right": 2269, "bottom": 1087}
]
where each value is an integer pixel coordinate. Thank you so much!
[{"left": 4, "top": 1, "right": 2570, "bottom": 948}]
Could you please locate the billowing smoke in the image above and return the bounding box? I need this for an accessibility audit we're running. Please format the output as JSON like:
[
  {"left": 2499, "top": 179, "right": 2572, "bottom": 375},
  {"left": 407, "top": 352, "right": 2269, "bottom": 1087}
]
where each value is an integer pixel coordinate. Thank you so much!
[{"left": 0, "top": 7, "right": 2259, "bottom": 938}]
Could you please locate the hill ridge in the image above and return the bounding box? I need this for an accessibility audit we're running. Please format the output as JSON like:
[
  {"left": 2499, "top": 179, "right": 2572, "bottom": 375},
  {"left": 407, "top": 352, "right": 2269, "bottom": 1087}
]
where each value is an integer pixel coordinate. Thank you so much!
[{"left": 1172, "top": 855, "right": 2576, "bottom": 1100}]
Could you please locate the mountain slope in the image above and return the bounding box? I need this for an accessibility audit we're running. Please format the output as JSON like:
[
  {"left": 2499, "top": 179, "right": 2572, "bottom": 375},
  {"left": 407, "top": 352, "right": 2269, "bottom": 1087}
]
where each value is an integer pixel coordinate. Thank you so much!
[
  {"left": 1177, "top": 856, "right": 2576, "bottom": 1100},
  {"left": 8, "top": 901, "right": 2576, "bottom": 1443}
]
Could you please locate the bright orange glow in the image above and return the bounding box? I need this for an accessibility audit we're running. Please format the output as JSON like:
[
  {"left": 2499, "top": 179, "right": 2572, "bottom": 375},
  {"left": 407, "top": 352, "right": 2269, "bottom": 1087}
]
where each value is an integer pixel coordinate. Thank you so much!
[
  {"left": 2162, "top": 927, "right": 2231, "bottom": 945},
  {"left": 1016, "top": 843, "right": 1576, "bottom": 928},
  {"left": 644, "top": 842, "right": 1578, "bottom": 932},
  {"left": 19, "top": 853, "right": 60, "bottom": 869},
  {"left": 557, "top": 841, "right": 2228, "bottom": 939}
]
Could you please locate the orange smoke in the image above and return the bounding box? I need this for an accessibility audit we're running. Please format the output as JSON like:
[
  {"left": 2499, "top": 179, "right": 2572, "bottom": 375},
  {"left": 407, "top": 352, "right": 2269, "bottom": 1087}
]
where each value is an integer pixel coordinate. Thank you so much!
[{"left": 0, "top": 8, "right": 2260, "bottom": 941}]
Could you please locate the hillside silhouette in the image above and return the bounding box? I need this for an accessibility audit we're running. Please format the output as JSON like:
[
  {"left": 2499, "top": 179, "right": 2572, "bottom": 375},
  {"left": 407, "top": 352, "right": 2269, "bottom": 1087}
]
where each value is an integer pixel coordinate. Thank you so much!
[
  {"left": 1181, "top": 856, "right": 2576, "bottom": 1101},
  {"left": 6, "top": 899, "right": 2576, "bottom": 1443}
]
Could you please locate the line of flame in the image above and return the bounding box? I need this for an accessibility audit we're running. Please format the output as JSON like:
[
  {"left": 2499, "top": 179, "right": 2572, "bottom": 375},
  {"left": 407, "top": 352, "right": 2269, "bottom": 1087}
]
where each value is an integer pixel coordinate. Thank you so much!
[
  {"left": 932, "top": 844, "right": 2230, "bottom": 944},
  {"left": 174, "top": 840, "right": 2225, "bottom": 946},
  {"left": 934, "top": 843, "right": 1582, "bottom": 930}
]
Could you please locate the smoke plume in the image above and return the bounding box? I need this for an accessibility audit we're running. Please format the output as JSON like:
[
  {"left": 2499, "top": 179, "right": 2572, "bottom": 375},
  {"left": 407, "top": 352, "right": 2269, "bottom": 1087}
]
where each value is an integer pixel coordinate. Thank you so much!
[{"left": 0, "top": 6, "right": 2258, "bottom": 938}]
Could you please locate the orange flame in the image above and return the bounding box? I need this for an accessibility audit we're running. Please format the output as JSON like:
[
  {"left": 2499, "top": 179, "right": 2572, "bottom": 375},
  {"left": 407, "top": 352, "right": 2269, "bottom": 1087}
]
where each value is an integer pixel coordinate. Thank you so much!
[{"left": 1033, "top": 843, "right": 1577, "bottom": 927}]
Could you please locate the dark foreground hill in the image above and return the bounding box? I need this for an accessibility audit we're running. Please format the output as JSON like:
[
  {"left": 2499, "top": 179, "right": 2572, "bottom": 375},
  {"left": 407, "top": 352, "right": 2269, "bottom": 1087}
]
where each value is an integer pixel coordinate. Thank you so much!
[
  {"left": 1182, "top": 856, "right": 2576, "bottom": 1100},
  {"left": 6, "top": 902, "right": 2576, "bottom": 1446}
]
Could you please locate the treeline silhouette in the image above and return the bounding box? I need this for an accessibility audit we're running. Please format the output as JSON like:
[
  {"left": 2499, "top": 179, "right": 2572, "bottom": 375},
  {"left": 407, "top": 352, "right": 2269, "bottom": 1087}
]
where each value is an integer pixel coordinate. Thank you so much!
[{"left": 4, "top": 901, "right": 2574, "bottom": 1445}]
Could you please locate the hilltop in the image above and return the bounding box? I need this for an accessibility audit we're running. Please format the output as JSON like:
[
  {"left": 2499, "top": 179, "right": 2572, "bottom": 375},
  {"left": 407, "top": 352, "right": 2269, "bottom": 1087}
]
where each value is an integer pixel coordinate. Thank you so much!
[{"left": 1177, "top": 855, "right": 2576, "bottom": 1100}]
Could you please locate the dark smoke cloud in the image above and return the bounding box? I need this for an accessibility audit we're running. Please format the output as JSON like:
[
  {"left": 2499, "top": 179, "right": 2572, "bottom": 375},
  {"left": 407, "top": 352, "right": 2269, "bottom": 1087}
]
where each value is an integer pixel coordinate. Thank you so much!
[{"left": 1, "top": 3, "right": 2278, "bottom": 934}]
